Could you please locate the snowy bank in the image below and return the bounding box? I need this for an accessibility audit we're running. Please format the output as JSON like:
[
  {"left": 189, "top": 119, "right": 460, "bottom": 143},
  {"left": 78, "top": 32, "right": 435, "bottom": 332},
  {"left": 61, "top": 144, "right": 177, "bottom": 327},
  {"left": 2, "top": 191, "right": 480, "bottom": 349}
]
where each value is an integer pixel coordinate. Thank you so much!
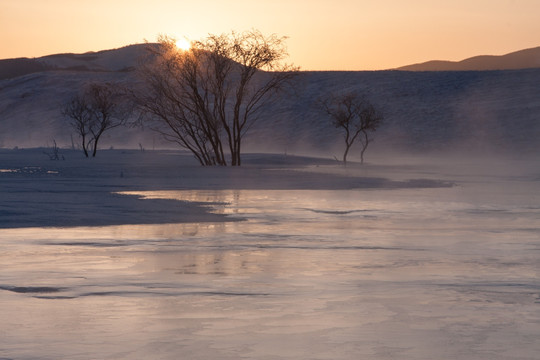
[{"left": 0, "top": 148, "right": 452, "bottom": 228}]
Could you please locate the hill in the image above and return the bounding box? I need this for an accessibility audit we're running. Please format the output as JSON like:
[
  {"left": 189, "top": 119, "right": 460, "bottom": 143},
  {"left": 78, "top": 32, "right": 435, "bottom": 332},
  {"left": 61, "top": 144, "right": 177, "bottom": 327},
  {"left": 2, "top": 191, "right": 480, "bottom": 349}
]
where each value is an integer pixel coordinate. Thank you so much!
[
  {"left": 0, "top": 58, "right": 51, "bottom": 80},
  {"left": 1, "top": 45, "right": 539, "bottom": 157},
  {"left": 398, "top": 46, "right": 540, "bottom": 71},
  {"left": 0, "top": 44, "right": 150, "bottom": 80}
]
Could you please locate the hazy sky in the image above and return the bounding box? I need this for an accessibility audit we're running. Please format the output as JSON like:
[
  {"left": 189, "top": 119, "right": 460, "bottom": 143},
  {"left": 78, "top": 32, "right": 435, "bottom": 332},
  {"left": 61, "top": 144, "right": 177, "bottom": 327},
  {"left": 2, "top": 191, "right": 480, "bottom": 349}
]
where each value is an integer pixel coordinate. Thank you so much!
[{"left": 1, "top": 0, "right": 539, "bottom": 70}]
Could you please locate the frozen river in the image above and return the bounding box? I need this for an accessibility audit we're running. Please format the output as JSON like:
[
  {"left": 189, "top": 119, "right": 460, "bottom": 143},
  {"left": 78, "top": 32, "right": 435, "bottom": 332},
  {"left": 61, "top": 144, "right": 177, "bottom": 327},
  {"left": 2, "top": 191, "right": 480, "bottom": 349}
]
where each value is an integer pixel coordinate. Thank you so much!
[{"left": 1, "top": 163, "right": 539, "bottom": 359}]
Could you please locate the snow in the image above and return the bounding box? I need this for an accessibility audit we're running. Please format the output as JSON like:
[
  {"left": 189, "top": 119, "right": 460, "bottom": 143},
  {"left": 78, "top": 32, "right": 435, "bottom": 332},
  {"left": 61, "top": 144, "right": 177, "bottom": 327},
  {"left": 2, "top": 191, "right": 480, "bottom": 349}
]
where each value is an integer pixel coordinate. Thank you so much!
[
  {"left": 0, "top": 148, "right": 539, "bottom": 359},
  {"left": 0, "top": 149, "right": 453, "bottom": 228},
  {"left": 38, "top": 44, "right": 150, "bottom": 72},
  {"left": 1, "top": 57, "right": 540, "bottom": 154}
]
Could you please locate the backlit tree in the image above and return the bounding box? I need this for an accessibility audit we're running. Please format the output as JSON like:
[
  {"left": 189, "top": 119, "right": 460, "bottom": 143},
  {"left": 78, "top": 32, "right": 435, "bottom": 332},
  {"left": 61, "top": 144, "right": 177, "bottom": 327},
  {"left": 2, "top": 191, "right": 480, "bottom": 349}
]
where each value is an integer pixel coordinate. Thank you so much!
[{"left": 136, "top": 30, "right": 298, "bottom": 166}]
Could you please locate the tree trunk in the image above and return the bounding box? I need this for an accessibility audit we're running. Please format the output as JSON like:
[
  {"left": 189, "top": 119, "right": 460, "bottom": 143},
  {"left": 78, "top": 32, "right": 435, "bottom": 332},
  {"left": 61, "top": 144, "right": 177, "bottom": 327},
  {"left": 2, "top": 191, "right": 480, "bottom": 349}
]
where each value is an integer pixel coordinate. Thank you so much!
[
  {"left": 81, "top": 135, "right": 89, "bottom": 157},
  {"left": 343, "top": 144, "right": 350, "bottom": 167},
  {"left": 92, "top": 136, "right": 100, "bottom": 157},
  {"left": 359, "top": 131, "right": 369, "bottom": 165}
]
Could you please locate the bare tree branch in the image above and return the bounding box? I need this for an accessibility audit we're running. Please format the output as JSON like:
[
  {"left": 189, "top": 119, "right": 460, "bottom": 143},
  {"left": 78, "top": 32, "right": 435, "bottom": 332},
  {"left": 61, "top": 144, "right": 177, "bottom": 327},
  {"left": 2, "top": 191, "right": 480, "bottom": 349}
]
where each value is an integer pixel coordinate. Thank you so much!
[
  {"left": 62, "top": 82, "right": 128, "bottom": 157},
  {"left": 134, "top": 30, "right": 299, "bottom": 166},
  {"left": 318, "top": 92, "right": 383, "bottom": 165}
]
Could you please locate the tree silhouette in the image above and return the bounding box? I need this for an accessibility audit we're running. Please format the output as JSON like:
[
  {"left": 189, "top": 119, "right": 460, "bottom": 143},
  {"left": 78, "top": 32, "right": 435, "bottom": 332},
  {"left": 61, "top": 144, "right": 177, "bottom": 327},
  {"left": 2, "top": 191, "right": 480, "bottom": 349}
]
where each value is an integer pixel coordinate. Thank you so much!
[
  {"left": 63, "top": 83, "right": 127, "bottom": 157},
  {"left": 136, "top": 30, "right": 298, "bottom": 166},
  {"left": 62, "top": 93, "right": 93, "bottom": 157},
  {"left": 319, "top": 92, "right": 383, "bottom": 165}
]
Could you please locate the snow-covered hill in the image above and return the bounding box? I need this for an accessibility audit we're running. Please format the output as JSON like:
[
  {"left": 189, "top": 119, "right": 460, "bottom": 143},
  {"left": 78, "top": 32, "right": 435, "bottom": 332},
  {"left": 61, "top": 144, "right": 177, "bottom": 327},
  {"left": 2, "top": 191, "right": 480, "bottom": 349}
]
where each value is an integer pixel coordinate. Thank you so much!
[
  {"left": 256, "top": 70, "right": 540, "bottom": 155},
  {"left": 38, "top": 44, "right": 151, "bottom": 72},
  {"left": 1, "top": 45, "right": 539, "bottom": 157},
  {"left": 0, "top": 44, "right": 150, "bottom": 80}
]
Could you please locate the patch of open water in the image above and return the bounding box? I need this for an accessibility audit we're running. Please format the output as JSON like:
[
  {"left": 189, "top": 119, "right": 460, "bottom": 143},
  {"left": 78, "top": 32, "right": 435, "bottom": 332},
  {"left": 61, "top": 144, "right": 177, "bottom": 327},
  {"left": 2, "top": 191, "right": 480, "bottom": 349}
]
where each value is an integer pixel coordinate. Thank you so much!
[{"left": 1, "top": 188, "right": 539, "bottom": 359}]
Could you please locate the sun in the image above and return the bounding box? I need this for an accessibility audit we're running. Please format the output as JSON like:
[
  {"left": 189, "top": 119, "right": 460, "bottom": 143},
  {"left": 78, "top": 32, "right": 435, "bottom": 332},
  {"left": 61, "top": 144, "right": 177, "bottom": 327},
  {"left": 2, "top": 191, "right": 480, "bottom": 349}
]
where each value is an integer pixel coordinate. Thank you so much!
[{"left": 175, "top": 38, "right": 191, "bottom": 51}]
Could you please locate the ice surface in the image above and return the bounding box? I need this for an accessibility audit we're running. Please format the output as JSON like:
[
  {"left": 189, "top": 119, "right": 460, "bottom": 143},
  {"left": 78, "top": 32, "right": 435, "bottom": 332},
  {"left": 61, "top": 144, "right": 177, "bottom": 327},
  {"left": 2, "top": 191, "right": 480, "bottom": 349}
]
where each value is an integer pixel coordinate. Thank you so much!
[{"left": 0, "top": 149, "right": 539, "bottom": 359}]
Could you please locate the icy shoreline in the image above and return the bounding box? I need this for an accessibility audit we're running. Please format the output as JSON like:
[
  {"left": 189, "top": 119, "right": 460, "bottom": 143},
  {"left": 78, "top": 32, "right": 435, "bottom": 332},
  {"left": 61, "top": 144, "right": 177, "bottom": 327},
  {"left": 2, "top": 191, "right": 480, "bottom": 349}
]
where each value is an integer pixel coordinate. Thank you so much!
[{"left": 0, "top": 148, "right": 453, "bottom": 229}]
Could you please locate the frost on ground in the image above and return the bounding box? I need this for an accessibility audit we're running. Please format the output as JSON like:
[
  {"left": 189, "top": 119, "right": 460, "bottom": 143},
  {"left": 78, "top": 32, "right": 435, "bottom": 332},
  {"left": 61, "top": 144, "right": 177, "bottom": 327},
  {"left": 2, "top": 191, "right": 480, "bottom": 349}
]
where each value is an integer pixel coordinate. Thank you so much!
[
  {"left": 0, "top": 148, "right": 539, "bottom": 360},
  {"left": 0, "top": 148, "right": 451, "bottom": 228}
]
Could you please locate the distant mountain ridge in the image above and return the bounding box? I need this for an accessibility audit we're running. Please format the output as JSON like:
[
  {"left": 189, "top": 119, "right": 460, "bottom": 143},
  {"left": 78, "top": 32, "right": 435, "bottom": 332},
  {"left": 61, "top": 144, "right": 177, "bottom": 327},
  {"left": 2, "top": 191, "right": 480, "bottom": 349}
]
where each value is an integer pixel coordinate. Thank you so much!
[
  {"left": 3, "top": 44, "right": 540, "bottom": 77},
  {"left": 397, "top": 46, "right": 540, "bottom": 71}
]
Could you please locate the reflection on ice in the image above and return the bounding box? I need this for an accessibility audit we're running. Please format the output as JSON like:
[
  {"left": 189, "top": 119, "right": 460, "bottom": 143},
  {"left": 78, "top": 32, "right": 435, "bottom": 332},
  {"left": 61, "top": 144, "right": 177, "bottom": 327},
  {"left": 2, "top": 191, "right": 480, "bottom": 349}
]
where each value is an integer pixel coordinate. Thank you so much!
[{"left": 1, "top": 184, "right": 540, "bottom": 359}]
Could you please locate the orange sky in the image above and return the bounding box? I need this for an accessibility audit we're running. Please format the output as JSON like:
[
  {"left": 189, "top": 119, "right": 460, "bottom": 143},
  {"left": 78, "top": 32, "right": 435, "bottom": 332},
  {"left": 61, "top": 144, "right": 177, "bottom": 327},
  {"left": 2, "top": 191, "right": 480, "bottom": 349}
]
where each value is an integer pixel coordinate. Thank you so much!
[{"left": 1, "top": 0, "right": 539, "bottom": 70}]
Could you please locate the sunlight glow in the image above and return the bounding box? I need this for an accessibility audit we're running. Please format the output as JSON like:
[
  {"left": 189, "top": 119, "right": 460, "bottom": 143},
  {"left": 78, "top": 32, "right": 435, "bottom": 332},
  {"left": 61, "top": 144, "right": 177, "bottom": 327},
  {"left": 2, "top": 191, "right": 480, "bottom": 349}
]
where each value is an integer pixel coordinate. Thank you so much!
[{"left": 175, "top": 38, "right": 191, "bottom": 51}]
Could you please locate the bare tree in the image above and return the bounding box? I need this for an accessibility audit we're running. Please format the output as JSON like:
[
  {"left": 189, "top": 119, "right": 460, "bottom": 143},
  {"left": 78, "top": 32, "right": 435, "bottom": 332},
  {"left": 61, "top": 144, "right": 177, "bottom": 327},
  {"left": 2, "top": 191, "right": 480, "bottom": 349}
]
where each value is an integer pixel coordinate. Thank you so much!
[
  {"left": 85, "top": 83, "right": 127, "bottom": 157},
  {"left": 63, "top": 82, "right": 128, "bottom": 157},
  {"left": 62, "top": 94, "right": 93, "bottom": 157},
  {"left": 43, "top": 139, "right": 62, "bottom": 160},
  {"left": 135, "top": 30, "right": 299, "bottom": 166},
  {"left": 319, "top": 92, "right": 383, "bottom": 165}
]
